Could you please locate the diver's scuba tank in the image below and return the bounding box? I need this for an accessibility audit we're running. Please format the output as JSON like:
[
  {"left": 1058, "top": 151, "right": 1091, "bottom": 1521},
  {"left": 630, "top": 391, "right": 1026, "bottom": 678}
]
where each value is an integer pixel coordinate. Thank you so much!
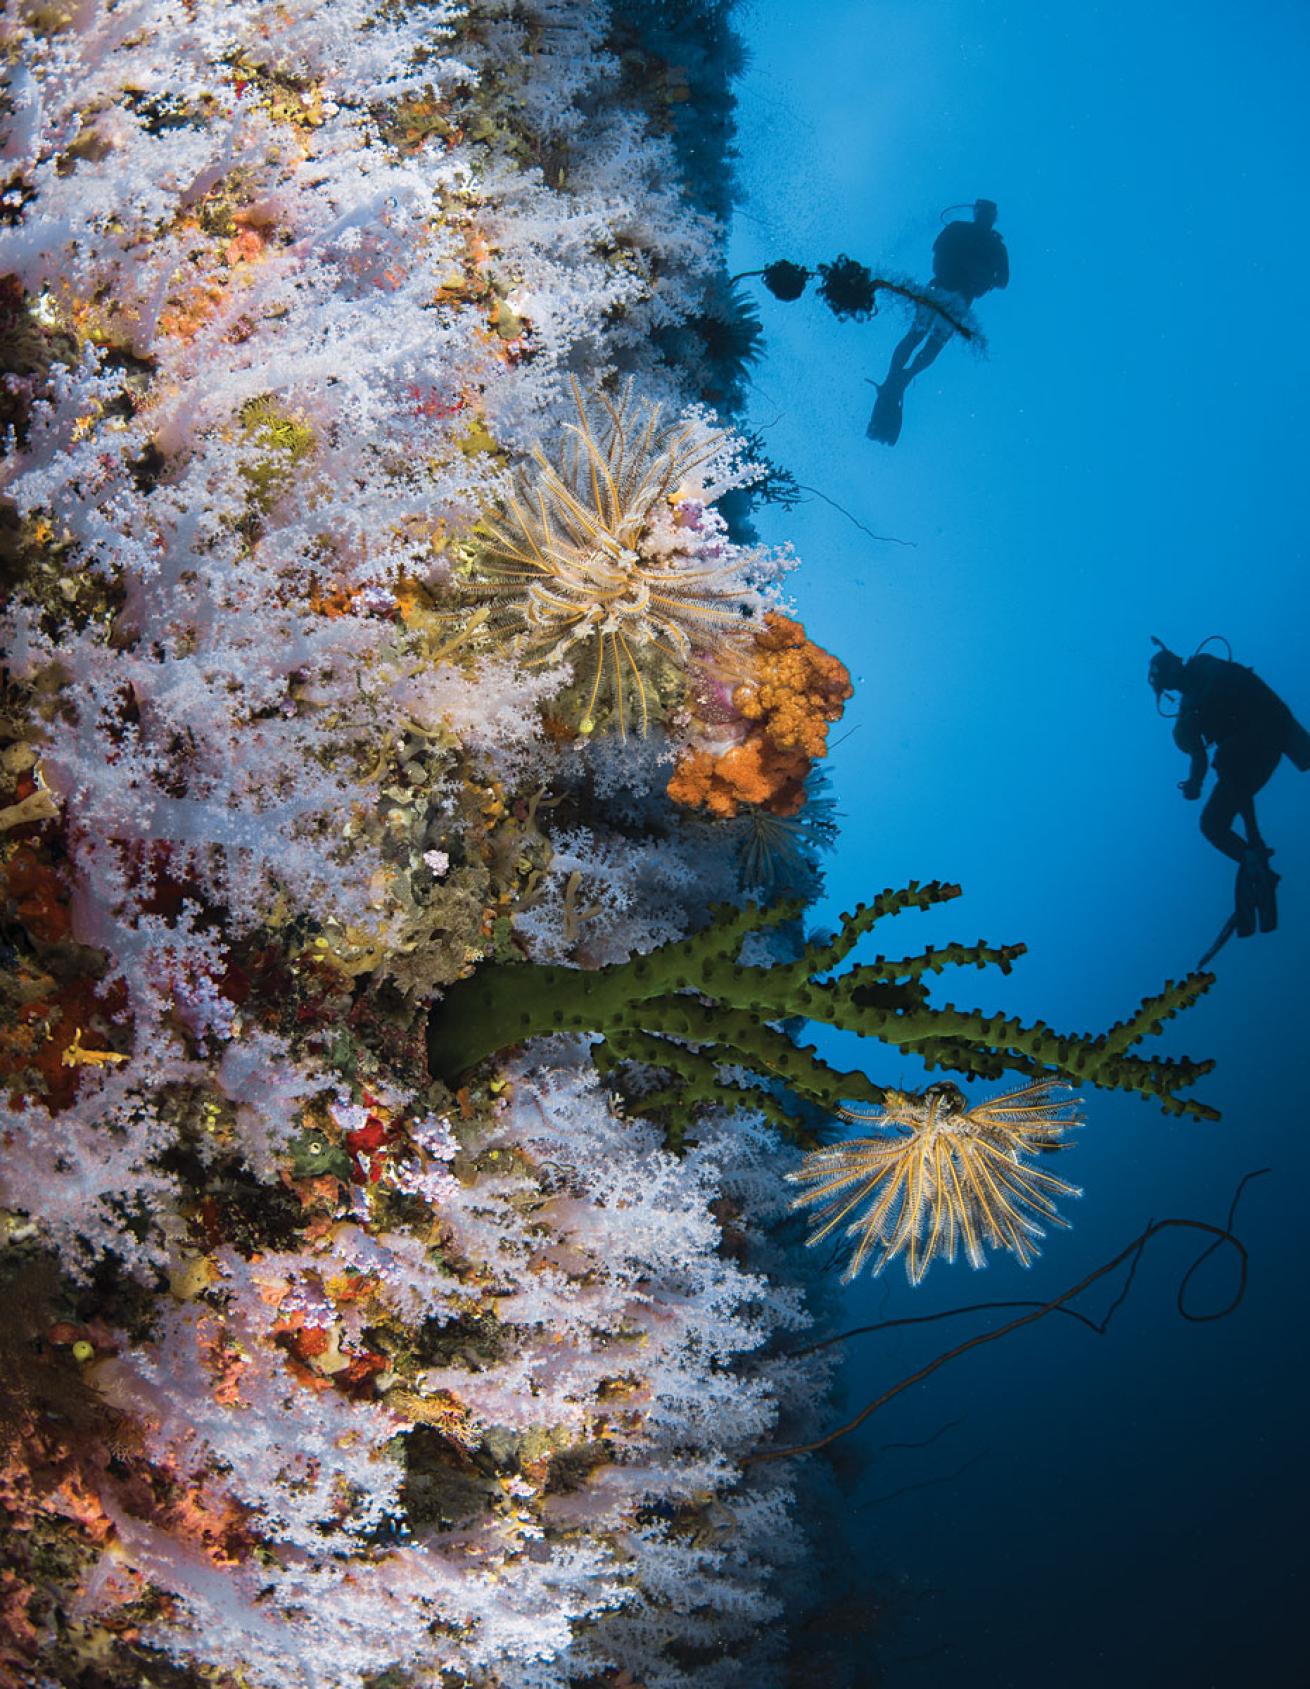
[{"left": 1283, "top": 717, "right": 1310, "bottom": 771}]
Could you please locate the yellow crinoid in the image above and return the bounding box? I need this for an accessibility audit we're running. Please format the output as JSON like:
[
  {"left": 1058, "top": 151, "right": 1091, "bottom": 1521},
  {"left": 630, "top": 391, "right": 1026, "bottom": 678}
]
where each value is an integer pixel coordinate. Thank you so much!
[
  {"left": 462, "top": 378, "right": 761, "bottom": 736},
  {"left": 787, "top": 1079, "right": 1084, "bottom": 1284}
]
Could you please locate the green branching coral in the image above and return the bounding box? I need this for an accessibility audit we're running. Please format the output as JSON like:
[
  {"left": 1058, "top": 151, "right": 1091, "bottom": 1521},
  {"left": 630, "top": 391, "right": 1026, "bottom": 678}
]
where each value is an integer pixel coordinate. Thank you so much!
[{"left": 427, "top": 879, "right": 1218, "bottom": 1135}]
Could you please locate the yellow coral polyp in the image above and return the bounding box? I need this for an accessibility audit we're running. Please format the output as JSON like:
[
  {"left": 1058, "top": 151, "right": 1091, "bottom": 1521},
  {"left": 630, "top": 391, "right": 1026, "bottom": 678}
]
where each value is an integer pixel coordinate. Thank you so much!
[{"left": 60, "top": 1029, "right": 129, "bottom": 1069}]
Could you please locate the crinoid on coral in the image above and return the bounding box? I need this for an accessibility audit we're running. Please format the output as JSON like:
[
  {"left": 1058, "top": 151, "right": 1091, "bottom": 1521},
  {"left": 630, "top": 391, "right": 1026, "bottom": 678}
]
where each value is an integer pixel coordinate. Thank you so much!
[
  {"left": 459, "top": 377, "right": 768, "bottom": 737},
  {"left": 787, "top": 1078, "right": 1084, "bottom": 1283},
  {"left": 734, "top": 803, "right": 817, "bottom": 891}
]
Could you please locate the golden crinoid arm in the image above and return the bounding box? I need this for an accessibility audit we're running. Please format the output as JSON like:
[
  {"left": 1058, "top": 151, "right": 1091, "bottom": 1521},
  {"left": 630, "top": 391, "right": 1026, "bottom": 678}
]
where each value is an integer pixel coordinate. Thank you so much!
[
  {"left": 585, "top": 377, "right": 718, "bottom": 508},
  {"left": 792, "top": 1079, "right": 1085, "bottom": 1283},
  {"left": 615, "top": 630, "right": 651, "bottom": 735},
  {"left": 530, "top": 455, "right": 626, "bottom": 555},
  {"left": 474, "top": 486, "right": 558, "bottom": 572},
  {"left": 614, "top": 402, "right": 664, "bottom": 502},
  {"left": 950, "top": 1138, "right": 1049, "bottom": 1269},
  {"left": 643, "top": 552, "right": 767, "bottom": 590},
  {"left": 787, "top": 1138, "right": 899, "bottom": 1233},
  {"left": 854, "top": 1136, "right": 928, "bottom": 1281},
  {"left": 596, "top": 393, "right": 725, "bottom": 512},
  {"left": 563, "top": 376, "right": 664, "bottom": 532},
  {"left": 920, "top": 1133, "right": 969, "bottom": 1274},
  {"left": 566, "top": 413, "right": 626, "bottom": 533},
  {"left": 965, "top": 1077, "right": 1084, "bottom": 1138},
  {"left": 787, "top": 1134, "right": 916, "bottom": 1280}
]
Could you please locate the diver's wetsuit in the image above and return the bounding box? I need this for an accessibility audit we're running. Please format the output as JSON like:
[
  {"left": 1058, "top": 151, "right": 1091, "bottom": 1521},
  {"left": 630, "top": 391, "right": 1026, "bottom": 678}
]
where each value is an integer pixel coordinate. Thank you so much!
[
  {"left": 1172, "top": 653, "right": 1310, "bottom": 860},
  {"left": 930, "top": 220, "right": 1010, "bottom": 302}
]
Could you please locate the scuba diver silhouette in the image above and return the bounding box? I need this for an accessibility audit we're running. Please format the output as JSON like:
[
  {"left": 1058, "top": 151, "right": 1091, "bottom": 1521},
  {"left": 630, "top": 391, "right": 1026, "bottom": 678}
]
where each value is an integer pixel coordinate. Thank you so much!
[
  {"left": 1149, "top": 637, "right": 1310, "bottom": 962},
  {"left": 868, "top": 199, "right": 1009, "bottom": 446}
]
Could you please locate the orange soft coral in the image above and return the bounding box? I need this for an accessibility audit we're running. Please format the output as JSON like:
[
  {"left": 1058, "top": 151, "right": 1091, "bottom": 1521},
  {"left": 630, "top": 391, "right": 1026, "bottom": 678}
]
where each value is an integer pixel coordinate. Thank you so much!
[
  {"left": 731, "top": 612, "right": 853, "bottom": 758},
  {"left": 667, "top": 613, "right": 852, "bottom": 818},
  {"left": 665, "top": 737, "right": 810, "bottom": 819}
]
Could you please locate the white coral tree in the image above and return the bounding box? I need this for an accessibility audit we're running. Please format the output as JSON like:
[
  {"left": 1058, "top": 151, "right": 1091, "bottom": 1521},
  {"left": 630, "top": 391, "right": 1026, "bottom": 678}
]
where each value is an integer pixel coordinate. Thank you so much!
[{"left": 0, "top": 2, "right": 827, "bottom": 1687}]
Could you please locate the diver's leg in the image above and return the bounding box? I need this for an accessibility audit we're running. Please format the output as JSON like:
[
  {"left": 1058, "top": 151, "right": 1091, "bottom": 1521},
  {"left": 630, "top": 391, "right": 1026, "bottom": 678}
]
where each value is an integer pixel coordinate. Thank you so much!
[
  {"left": 871, "top": 326, "right": 921, "bottom": 442},
  {"left": 1208, "top": 757, "right": 1281, "bottom": 936},
  {"left": 867, "top": 372, "right": 908, "bottom": 443},
  {"left": 903, "top": 331, "right": 949, "bottom": 379},
  {"left": 1234, "top": 797, "right": 1280, "bottom": 933},
  {"left": 1234, "top": 748, "right": 1282, "bottom": 932},
  {"left": 887, "top": 325, "right": 924, "bottom": 377},
  {"left": 1212, "top": 736, "right": 1280, "bottom": 854},
  {"left": 1200, "top": 782, "right": 1247, "bottom": 862},
  {"left": 902, "top": 290, "right": 971, "bottom": 378}
]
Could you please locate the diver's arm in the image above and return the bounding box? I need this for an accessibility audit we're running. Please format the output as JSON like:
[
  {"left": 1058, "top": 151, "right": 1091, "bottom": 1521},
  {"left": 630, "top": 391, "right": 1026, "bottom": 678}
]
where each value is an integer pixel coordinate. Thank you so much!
[
  {"left": 1174, "top": 708, "right": 1207, "bottom": 798},
  {"left": 993, "top": 239, "right": 1009, "bottom": 289}
]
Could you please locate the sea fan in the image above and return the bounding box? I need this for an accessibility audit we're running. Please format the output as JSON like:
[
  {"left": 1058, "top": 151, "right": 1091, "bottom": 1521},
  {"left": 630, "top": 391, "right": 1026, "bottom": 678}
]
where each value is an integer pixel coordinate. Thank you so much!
[{"left": 788, "top": 1079, "right": 1083, "bottom": 1283}]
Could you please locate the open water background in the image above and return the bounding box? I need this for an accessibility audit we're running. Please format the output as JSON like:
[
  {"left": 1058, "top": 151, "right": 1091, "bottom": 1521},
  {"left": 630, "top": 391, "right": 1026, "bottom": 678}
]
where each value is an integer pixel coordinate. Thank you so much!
[{"left": 728, "top": 2, "right": 1309, "bottom": 1682}]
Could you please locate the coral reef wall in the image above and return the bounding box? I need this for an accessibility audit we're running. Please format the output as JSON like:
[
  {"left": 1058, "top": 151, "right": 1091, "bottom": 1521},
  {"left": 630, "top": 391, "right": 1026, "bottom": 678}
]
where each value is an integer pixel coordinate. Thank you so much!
[{"left": 0, "top": 4, "right": 834, "bottom": 1686}]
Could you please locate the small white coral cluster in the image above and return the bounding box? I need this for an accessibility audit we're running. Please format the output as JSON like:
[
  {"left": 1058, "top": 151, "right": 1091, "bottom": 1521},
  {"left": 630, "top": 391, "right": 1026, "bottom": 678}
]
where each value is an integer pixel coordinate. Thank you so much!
[{"left": 0, "top": 3, "right": 826, "bottom": 1686}]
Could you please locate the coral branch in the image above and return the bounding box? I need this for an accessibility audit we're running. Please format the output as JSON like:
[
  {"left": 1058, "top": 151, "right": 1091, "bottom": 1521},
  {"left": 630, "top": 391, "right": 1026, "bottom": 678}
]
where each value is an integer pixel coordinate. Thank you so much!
[{"left": 427, "top": 882, "right": 1217, "bottom": 1126}]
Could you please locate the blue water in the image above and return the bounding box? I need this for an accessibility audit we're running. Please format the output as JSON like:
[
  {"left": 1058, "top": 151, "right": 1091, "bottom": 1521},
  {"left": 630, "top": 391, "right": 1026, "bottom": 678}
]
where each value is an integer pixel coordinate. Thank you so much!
[{"left": 729, "top": 2, "right": 1309, "bottom": 1682}]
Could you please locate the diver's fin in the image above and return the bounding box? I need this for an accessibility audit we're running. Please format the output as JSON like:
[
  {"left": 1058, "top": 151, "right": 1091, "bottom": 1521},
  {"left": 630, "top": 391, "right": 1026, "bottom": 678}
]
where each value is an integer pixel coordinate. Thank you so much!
[
  {"left": 1198, "top": 912, "right": 1238, "bottom": 970},
  {"left": 867, "top": 373, "right": 907, "bottom": 446},
  {"left": 1234, "top": 846, "right": 1278, "bottom": 939},
  {"left": 1284, "top": 715, "right": 1310, "bottom": 773}
]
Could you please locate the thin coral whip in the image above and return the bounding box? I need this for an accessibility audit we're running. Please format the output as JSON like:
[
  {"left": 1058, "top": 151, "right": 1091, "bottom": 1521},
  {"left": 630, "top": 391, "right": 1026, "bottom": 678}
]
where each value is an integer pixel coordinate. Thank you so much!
[{"left": 746, "top": 1205, "right": 1255, "bottom": 1468}]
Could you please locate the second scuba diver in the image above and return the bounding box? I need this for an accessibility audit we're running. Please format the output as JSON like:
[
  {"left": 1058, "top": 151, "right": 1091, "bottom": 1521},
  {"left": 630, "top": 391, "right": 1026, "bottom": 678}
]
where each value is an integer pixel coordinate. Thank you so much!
[
  {"left": 868, "top": 198, "right": 1009, "bottom": 446},
  {"left": 1149, "top": 637, "right": 1310, "bottom": 959}
]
